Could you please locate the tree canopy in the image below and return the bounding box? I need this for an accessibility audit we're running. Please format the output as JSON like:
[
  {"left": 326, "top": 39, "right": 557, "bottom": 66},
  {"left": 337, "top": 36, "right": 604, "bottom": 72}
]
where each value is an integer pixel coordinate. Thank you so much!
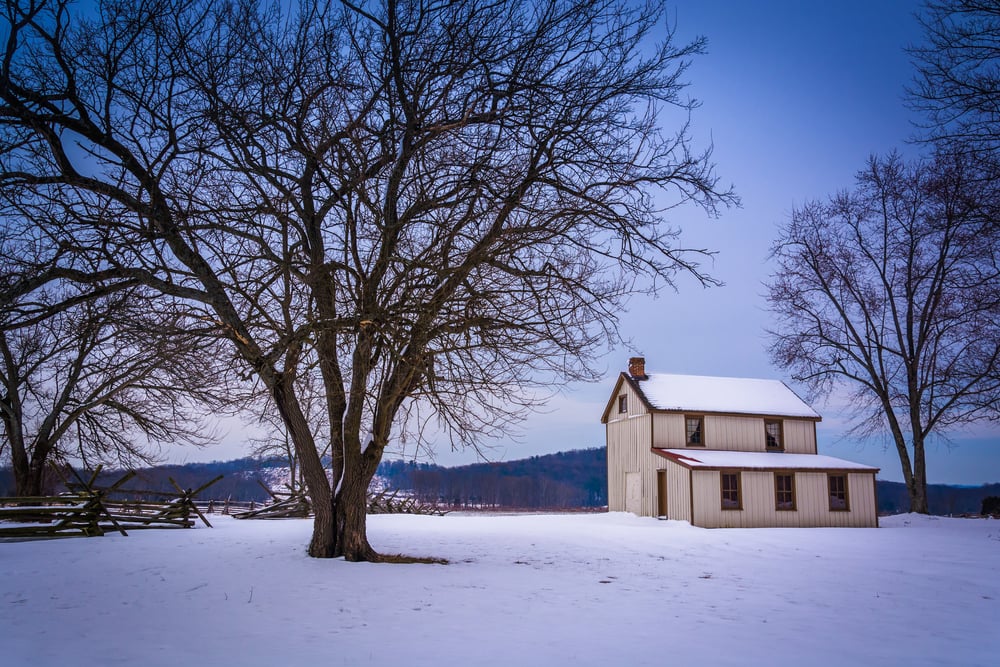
[{"left": 0, "top": 0, "right": 732, "bottom": 558}]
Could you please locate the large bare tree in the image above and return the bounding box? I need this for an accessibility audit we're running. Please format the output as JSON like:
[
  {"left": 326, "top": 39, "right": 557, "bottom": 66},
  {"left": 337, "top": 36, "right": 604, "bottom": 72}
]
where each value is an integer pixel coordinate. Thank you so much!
[
  {"left": 767, "top": 152, "right": 1000, "bottom": 513},
  {"left": 0, "top": 0, "right": 733, "bottom": 558}
]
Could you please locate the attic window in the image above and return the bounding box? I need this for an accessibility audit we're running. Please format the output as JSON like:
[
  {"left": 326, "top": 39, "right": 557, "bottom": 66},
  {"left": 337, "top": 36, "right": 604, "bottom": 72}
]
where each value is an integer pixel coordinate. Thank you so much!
[
  {"left": 618, "top": 395, "right": 627, "bottom": 414},
  {"left": 765, "top": 420, "right": 783, "bottom": 451},
  {"left": 685, "top": 415, "right": 704, "bottom": 446}
]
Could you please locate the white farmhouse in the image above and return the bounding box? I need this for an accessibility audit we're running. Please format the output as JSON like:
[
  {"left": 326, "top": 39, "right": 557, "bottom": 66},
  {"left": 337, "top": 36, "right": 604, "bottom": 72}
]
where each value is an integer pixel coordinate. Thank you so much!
[{"left": 602, "top": 357, "right": 879, "bottom": 527}]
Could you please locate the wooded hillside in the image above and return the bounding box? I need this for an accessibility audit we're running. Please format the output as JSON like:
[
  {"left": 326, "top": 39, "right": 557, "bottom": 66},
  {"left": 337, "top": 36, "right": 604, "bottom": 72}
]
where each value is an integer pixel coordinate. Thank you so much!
[{"left": 376, "top": 448, "right": 608, "bottom": 509}]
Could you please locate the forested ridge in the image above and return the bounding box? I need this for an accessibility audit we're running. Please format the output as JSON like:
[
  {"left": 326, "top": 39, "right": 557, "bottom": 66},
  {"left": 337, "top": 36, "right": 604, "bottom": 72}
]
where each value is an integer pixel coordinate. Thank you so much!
[{"left": 376, "top": 448, "right": 608, "bottom": 509}]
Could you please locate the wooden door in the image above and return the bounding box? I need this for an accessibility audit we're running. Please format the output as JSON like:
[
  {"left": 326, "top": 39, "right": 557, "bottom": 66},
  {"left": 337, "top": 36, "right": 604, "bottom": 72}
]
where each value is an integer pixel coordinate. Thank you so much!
[{"left": 656, "top": 469, "right": 668, "bottom": 518}]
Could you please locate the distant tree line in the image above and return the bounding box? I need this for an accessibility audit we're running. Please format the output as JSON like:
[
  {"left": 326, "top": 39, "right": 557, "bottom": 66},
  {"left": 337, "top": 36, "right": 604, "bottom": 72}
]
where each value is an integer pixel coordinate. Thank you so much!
[
  {"left": 4, "top": 445, "right": 1000, "bottom": 515},
  {"left": 0, "top": 457, "right": 281, "bottom": 502},
  {"left": 876, "top": 481, "right": 1000, "bottom": 516},
  {"left": 377, "top": 448, "right": 608, "bottom": 510}
]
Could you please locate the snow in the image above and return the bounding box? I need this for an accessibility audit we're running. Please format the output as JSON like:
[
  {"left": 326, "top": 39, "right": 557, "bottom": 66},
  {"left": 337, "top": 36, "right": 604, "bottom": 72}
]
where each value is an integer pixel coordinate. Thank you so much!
[
  {"left": 657, "top": 448, "right": 880, "bottom": 471},
  {"left": 2, "top": 512, "right": 997, "bottom": 666},
  {"left": 636, "top": 373, "right": 821, "bottom": 418}
]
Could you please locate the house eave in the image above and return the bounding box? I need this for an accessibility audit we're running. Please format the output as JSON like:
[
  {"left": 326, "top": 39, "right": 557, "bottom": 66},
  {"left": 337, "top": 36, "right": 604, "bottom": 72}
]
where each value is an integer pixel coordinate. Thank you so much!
[
  {"left": 646, "top": 407, "right": 822, "bottom": 422},
  {"left": 652, "top": 448, "right": 879, "bottom": 474}
]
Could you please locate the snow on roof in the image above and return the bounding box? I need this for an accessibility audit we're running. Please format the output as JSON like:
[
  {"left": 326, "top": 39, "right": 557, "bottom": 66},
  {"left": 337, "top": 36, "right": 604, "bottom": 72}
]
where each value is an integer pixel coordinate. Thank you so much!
[
  {"left": 634, "top": 373, "right": 820, "bottom": 419},
  {"left": 656, "top": 449, "right": 878, "bottom": 471}
]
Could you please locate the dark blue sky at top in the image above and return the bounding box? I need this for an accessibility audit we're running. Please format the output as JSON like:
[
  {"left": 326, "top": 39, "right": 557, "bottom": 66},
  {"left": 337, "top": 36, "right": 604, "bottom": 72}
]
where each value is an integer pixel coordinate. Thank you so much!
[{"left": 191, "top": 1, "right": 1000, "bottom": 485}]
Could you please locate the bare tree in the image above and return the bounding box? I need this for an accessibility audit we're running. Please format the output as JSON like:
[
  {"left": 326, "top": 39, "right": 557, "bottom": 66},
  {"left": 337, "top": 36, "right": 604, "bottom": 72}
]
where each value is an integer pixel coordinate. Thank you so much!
[
  {"left": 0, "top": 0, "right": 733, "bottom": 558},
  {"left": 0, "top": 278, "right": 227, "bottom": 496},
  {"left": 767, "top": 152, "right": 1000, "bottom": 513},
  {"left": 909, "top": 0, "right": 1000, "bottom": 155}
]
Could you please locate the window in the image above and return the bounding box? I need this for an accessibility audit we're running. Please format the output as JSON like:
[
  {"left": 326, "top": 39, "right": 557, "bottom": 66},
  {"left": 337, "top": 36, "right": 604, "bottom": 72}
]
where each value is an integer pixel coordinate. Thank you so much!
[
  {"left": 828, "top": 474, "right": 849, "bottom": 511},
  {"left": 685, "top": 415, "right": 704, "bottom": 446},
  {"left": 765, "top": 420, "right": 783, "bottom": 451},
  {"left": 721, "top": 472, "right": 741, "bottom": 510},
  {"left": 775, "top": 473, "right": 796, "bottom": 510},
  {"left": 618, "top": 395, "right": 627, "bottom": 414}
]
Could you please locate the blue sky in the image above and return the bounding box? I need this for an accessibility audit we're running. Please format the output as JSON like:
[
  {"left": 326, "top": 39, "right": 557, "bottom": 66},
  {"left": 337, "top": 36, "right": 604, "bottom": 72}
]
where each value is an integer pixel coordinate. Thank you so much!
[
  {"left": 193, "top": 1, "right": 999, "bottom": 484},
  {"left": 425, "top": 0, "right": 999, "bottom": 485}
]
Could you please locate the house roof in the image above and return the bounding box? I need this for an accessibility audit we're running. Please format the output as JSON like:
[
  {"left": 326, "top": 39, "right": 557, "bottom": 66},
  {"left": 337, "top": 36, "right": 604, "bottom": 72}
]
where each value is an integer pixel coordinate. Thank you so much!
[
  {"left": 654, "top": 448, "right": 879, "bottom": 472},
  {"left": 632, "top": 373, "right": 821, "bottom": 419}
]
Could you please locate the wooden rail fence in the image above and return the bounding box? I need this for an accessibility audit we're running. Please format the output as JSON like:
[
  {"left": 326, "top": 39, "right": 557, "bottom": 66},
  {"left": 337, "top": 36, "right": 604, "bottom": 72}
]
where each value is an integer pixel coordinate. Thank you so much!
[
  {"left": 0, "top": 466, "right": 222, "bottom": 539},
  {"left": 3, "top": 470, "right": 448, "bottom": 538}
]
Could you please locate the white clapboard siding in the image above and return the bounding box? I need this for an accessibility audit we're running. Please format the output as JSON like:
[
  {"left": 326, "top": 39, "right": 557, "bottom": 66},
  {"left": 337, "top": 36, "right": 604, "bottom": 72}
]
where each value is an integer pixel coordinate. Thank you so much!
[{"left": 689, "top": 470, "right": 878, "bottom": 528}]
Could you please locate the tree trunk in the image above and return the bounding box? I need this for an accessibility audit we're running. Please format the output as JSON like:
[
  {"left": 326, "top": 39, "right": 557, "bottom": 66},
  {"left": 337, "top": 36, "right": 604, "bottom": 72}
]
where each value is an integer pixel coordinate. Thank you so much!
[
  {"left": 887, "top": 411, "right": 922, "bottom": 514},
  {"left": 332, "top": 467, "right": 377, "bottom": 561},
  {"left": 14, "top": 458, "right": 46, "bottom": 497},
  {"left": 909, "top": 434, "right": 930, "bottom": 514},
  {"left": 307, "top": 494, "right": 337, "bottom": 558}
]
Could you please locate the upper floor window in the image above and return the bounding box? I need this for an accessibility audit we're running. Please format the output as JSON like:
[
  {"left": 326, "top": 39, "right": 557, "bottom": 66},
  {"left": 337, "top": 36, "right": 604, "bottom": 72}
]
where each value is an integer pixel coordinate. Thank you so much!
[
  {"left": 828, "top": 474, "right": 849, "bottom": 511},
  {"left": 618, "top": 395, "right": 627, "bottom": 413},
  {"left": 685, "top": 415, "right": 704, "bottom": 446},
  {"left": 721, "top": 472, "right": 741, "bottom": 510},
  {"left": 765, "top": 420, "right": 783, "bottom": 451},
  {"left": 775, "top": 473, "right": 796, "bottom": 510}
]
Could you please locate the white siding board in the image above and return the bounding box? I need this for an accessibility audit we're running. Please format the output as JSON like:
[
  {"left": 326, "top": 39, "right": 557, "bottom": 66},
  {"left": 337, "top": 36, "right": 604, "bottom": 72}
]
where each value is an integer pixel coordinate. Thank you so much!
[
  {"left": 796, "top": 473, "right": 828, "bottom": 525},
  {"left": 691, "top": 470, "right": 719, "bottom": 527},
  {"left": 783, "top": 419, "right": 817, "bottom": 454},
  {"left": 849, "top": 473, "right": 877, "bottom": 527},
  {"left": 665, "top": 460, "right": 691, "bottom": 522},
  {"left": 652, "top": 413, "right": 685, "bottom": 448},
  {"left": 708, "top": 415, "right": 764, "bottom": 451}
]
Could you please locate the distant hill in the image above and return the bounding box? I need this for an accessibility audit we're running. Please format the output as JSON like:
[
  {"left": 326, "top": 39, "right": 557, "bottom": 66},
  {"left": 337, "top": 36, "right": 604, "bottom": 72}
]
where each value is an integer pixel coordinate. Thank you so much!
[
  {"left": 3, "top": 446, "right": 998, "bottom": 515},
  {"left": 376, "top": 447, "right": 608, "bottom": 509}
]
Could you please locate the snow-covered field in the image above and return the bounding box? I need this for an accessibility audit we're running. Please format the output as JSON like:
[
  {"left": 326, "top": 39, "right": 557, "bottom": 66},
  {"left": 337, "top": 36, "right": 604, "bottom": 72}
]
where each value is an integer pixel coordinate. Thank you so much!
[{"left": 2, "top": 513, "right": 997, "bottom": 666}]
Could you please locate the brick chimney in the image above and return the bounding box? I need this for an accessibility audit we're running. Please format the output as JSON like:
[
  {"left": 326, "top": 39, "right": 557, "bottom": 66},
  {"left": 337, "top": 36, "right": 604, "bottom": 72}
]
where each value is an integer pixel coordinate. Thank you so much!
[{"left": 628, "top": 356, "right": 647, "bottom": 380}]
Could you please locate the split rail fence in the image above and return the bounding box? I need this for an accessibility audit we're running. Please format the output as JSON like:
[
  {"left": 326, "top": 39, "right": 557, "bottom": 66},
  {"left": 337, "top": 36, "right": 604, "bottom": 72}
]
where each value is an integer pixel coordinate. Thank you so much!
[
  {"left": 2, "top": 469, "right": 448, "bottom": 539},
  {"left": 0, "top": 466, "right": 222, "bottom": 539}
]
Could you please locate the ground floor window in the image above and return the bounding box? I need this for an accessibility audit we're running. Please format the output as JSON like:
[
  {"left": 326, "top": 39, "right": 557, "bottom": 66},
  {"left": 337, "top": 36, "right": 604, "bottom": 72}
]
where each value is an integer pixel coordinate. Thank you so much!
[
  {"left": 721, "top": 472, "right": 741, "bottom": 510},
  {"left": 775, "top": 473, "right": 795, "bottom": 510},
  {"left": 828, "top": 473, "right": 849, "bottom": 511}
]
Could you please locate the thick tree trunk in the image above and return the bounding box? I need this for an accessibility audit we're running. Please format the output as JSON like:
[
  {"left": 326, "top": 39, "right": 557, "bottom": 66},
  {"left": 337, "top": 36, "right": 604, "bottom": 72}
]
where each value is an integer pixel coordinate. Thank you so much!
[
  {"left": 332, "top": 468, "right": 377, "bottom": 561},
  {"left": 888, "top": 416, "right": 922, "bottom": 514},
  {"left": 307, "top": 494, "right": 337, "bottom": 558},
  {"left": 13, "top": 459, "right": 46, "bottom": 497},
  {"left": 267, "top": 380, "right": 338, "bottom": 557}
]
